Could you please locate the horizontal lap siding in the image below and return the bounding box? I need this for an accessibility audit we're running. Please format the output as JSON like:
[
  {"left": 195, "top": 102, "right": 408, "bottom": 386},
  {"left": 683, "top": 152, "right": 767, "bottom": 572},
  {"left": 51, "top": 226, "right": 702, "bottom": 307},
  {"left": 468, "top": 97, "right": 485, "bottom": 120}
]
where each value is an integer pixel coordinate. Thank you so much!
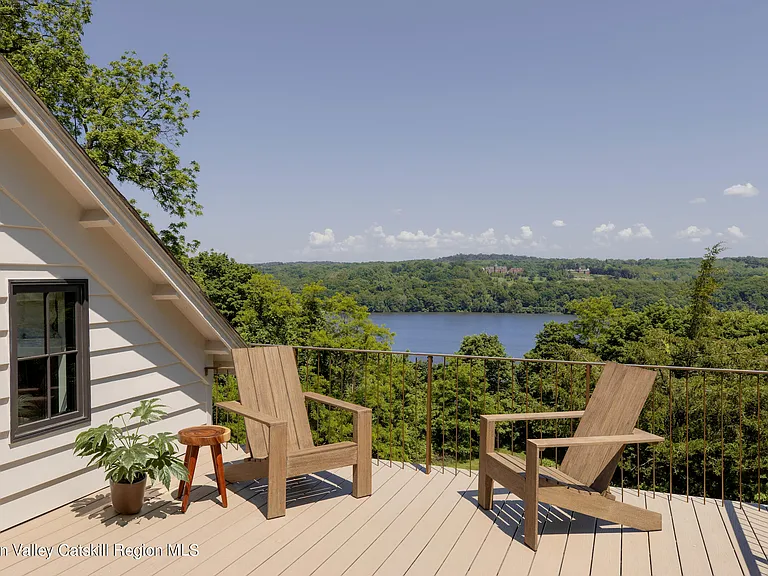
[
  {"left": 0, "top": 365, "right": 202, "bottom": 465},
  {"left": 0, "top": 141, "right": 214, "bottom": 532},
  {"left": 0, "top": 385, "right": 209, "bottom": 499},
  {"left": 0, "top": 407, "right": 207, "bottom": 532},
  {"left": 89, "top": 294, "right": 135, "bottom": 324}
]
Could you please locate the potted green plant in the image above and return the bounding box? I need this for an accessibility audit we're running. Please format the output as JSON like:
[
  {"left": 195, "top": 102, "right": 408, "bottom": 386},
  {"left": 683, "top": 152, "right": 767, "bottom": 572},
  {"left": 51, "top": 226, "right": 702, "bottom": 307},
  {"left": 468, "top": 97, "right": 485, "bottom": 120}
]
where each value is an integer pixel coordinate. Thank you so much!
[{"left": 74, "top": 398, "right": 188, "bottom": 515}]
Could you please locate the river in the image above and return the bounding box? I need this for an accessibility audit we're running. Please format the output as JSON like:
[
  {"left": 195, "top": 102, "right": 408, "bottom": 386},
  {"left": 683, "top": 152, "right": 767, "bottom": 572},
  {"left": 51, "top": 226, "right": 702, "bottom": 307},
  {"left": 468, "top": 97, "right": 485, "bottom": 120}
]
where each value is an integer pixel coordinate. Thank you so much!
[{"left": 369, "top": 312, "right": 575, "bottom": 357}]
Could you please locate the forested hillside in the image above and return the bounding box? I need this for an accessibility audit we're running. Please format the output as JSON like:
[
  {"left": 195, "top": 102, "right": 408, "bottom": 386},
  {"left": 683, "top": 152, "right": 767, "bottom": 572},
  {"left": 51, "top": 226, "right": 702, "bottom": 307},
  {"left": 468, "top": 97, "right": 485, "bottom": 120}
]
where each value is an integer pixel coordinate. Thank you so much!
[{"left": 256, "top": 254, "right": 768, "bottom": 313}]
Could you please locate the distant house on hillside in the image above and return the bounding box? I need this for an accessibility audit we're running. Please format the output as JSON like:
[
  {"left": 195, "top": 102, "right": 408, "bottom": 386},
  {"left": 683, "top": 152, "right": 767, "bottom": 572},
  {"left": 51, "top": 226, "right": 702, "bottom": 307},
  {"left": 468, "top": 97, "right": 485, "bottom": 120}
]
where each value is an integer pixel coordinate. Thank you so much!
[
  {"left": 567, "top": 267, "right": 591, "bottom": 275},
  {"left": 481, "top": 266, "right": 524, "bottom": 276}
]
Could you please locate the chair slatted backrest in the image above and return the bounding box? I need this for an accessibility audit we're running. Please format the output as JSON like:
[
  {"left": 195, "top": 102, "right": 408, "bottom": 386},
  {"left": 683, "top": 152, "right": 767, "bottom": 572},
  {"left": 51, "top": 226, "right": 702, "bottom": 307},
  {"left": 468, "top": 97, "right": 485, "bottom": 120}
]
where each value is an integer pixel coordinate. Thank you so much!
[
  {"left": 232, "top": 346, "right": 314, "bottom": 458},
  {"left": 559, "top": 362, "right": 657, "bottom": 492}
]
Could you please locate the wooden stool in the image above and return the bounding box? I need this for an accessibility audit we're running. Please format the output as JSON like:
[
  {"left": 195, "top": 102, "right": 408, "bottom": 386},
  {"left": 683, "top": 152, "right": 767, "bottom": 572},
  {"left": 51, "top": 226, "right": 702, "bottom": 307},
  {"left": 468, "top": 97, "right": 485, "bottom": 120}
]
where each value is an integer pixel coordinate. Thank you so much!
[{"left": 177, "top": 425, "right": 231, "bottom": 513}]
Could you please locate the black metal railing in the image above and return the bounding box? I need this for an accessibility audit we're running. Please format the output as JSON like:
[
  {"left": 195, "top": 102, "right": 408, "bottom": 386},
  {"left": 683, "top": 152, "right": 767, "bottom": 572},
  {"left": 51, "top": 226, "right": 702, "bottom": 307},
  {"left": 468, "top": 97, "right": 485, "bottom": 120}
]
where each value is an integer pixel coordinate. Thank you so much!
[{"left": 211, "top": 345, "right": 768, "bottom": 508}]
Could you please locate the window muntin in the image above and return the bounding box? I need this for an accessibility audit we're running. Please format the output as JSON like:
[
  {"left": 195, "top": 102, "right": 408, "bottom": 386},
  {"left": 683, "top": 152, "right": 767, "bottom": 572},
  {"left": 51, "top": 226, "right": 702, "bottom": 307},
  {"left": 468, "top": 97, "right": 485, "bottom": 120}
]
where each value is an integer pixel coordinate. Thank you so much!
[{"left": 10, "top": 280, "right": 89, "bottom": 441}]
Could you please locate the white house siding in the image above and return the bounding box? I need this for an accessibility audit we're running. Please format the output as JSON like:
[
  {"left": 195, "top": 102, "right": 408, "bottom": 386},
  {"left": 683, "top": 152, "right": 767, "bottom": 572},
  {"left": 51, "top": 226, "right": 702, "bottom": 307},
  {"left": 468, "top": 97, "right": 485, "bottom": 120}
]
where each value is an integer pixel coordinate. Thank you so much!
[{"left": 0, "top": 130, "right": 214, "bottom": 532}]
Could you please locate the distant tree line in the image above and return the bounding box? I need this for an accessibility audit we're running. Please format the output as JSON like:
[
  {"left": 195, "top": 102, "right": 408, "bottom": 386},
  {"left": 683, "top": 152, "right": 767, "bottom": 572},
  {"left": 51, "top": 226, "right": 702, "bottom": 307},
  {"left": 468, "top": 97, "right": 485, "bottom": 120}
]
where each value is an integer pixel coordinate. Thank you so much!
[{"left": 255, "top": 254, "right": 768, "bottom": 314}]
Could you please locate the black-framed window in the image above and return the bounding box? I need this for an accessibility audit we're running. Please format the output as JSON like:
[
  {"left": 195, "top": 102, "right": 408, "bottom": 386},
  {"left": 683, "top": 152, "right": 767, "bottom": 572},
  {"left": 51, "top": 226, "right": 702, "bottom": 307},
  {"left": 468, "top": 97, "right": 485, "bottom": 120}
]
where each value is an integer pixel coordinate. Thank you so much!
[{"left": 10, "top": 280, "right": 90, "bottom": 441}]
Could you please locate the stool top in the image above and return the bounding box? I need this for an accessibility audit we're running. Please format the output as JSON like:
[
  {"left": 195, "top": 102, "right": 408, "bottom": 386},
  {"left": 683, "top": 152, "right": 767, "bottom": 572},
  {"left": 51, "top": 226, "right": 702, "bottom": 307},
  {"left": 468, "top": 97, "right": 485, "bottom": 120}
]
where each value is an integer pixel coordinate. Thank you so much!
[{"left": 178, "top": 425, "right": 231, "bottom": 446}]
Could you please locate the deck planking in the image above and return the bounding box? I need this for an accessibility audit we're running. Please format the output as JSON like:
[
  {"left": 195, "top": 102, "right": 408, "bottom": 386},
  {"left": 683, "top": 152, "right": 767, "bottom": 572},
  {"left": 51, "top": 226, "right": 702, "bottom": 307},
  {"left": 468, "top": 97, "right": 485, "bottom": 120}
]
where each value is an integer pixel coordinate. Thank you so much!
[{"left": 2, "top": 445, "right": 767, "bottom": 576}]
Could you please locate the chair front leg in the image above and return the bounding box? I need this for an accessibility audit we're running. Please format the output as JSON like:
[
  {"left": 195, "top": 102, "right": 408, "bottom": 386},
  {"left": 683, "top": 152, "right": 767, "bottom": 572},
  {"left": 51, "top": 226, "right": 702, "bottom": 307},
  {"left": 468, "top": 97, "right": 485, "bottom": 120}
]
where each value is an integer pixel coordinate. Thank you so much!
[
  {"left": 352, "top": 409, "right": 372, "bottom": 498},
  {"left": 267, "top": 422, "right": 288, "bottom": 519},
  {"left": 525, "top": 440, "right": 540, "bottom": 551},
  {"left": 478, "top": 417, "right": 494, "bottom": 510}
]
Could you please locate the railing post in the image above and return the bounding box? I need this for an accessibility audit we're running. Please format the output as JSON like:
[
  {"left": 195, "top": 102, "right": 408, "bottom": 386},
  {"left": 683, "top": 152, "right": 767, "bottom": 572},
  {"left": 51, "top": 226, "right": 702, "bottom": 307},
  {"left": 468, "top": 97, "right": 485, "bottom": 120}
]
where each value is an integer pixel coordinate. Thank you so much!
[{"left": 426, "top": 355, "right": 433, "bottom": 474}]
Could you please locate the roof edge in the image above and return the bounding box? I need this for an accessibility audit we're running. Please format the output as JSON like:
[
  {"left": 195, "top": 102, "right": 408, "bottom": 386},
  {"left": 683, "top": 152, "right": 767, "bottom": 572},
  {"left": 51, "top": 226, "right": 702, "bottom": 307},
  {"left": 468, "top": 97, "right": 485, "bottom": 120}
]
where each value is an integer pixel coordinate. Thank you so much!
[{"left": 0, "top": 56, "right": 246, "bottom": 350}]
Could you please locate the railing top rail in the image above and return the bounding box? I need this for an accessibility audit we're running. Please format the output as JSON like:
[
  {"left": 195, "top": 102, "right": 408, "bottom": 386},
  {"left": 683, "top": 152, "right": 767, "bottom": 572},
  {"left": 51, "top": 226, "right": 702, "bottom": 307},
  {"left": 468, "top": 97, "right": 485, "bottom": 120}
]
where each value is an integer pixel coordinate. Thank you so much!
[{"left": 243, "top": 343, "right": 768, "bottom": 376}]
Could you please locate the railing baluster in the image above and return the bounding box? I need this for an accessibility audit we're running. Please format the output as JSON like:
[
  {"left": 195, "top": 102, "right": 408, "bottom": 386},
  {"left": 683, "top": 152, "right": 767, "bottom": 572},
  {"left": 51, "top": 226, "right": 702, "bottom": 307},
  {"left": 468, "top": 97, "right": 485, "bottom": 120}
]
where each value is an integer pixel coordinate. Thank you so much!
[
  {"left": 554, "top": 364, "right": 559, "bottom": 466},
  {"left": 389, "top": 355, "right": 393, "bottom": 467},
  {"left": 704, "top": 372, "right": 707, "bottom": 505},
  {"left": 413, "top": 357, "right": 419, "bottom": 467},
  {"left": 670, "top": 370, "right": 674, "bottom": 500},
  {"left": 401, "top": 354, "right": 406, "bottom": 470},
  {"left": 721, "top": 373, "right": 725, "bottom": 506},
  {"left": 495, "top": 363, "right": 501, "bottom": 451},
  {"left": 739, "top": 373, "right": 743, "bottom": 507},
  {"left": 455, "top": 357, "right": 460, "bottom": 476},
  {"left": 652, "top": 374, "right": 656, "bottom": 496},
  {"left": 539, "top": 366, "right": 544, "bottom": 440},
  {"left": 316, "top": 351, "right": 322, "bottom": 442},
  {"left": 442, "top": 356, "right": 447, "bottom": 473},
  {"left": 330, "top": 352, "right": 335, "bottom": 443},
  {"left": 469, "top": 358, "right": 473, "bottom": 474},
  {"left": 376, "top": 353, "right": 381, "bottom": 466},
  {"left": 511, "top": 360, "right": 516, "bottom": 454},
  {"left": 686, "top": 372, "right": 689, "bottom": 502},
  {"left": 569, "top": 365, "right": 574, "bottom": 436},
  {"left": 483, "top": 360, "right": 488, "bottom": 416},
  {"left": 426, "top": 355, "right": 433, "bottom": 474},
  {"left": 758, "top": 374, "right": 761, "bottom": 511},
  {"left": 525, "top": 363, "right": 530, "bottom": 442}
]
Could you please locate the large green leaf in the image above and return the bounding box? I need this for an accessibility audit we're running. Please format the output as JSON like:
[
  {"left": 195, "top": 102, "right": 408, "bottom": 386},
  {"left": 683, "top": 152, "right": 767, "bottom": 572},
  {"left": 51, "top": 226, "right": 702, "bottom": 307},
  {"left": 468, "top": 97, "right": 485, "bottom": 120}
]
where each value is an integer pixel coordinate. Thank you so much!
[
  {"left": 72, "top": 397, "right": 183, "bottom": 485},
  {"left": 130, "top": 398, "right": 167, "bottom": 424}
]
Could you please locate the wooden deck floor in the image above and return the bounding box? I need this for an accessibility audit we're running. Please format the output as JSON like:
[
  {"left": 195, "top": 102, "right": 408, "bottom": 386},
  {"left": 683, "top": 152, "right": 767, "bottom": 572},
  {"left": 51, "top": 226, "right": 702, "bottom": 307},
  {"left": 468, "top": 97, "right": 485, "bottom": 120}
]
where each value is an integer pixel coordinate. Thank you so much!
[{"left": 2, "top": 445, "right": 768, "bottom": 576}]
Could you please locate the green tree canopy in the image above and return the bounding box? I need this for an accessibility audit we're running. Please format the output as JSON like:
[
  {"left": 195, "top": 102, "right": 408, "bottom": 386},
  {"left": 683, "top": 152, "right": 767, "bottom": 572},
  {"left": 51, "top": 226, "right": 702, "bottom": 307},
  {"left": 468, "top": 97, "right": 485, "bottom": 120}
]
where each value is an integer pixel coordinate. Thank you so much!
[{"left": 1, "top": 0, "right": 201, "bottom": 258}]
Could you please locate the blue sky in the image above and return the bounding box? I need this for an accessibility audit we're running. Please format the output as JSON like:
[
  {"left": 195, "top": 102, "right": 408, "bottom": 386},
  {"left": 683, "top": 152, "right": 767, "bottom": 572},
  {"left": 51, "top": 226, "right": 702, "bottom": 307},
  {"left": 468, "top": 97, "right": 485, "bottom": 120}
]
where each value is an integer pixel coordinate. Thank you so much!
[{"left": 84, "top": 2, "right": 768, "bottom": 262}]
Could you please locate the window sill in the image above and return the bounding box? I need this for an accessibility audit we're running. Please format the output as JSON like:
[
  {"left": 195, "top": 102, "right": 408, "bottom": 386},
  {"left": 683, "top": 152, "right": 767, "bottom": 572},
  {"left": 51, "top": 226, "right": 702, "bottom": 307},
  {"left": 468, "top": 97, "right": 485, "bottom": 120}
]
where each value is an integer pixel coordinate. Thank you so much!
[{"left": 10, "top": 413, "right": 91, "bottom": 445}]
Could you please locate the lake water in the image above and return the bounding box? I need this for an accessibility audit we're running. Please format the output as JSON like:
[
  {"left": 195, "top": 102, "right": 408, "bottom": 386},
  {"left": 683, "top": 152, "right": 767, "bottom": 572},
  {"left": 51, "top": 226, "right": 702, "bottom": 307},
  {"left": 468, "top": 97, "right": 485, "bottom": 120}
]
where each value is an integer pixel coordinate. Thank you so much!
[{"left": 369, "top": 313, "right": 575, "bottom": 357}]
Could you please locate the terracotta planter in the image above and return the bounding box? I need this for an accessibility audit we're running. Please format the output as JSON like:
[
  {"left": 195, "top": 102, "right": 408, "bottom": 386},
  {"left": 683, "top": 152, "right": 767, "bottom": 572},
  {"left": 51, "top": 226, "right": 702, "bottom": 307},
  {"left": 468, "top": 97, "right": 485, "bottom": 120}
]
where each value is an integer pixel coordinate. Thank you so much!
[{"left": 110, "top": 475, "right": 147, "bottom": 515}]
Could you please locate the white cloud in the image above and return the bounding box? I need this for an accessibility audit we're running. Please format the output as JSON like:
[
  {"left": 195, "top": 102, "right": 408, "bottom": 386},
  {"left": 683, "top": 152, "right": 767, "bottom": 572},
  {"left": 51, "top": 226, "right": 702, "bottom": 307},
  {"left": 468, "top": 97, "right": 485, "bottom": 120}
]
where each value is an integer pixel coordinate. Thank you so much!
[
  {"left": 727, "top": 225, "right": 745, "bottom": 239},
  {"left": 341, "top": 235, "right": 365, "bottom": 247},
  {"left": 724, "top": 183, "right": 759, "bottom": 197},
  {"left": 675, "top": 225, "right": 711, "bottom": 241},
  {"left": 476, "top": 228, "right": 497, "bottom": 246},
  {"left": 635, "top": 224, "right": 653, "bottom": 239},
  {"left": 552, "top": 219, "right": 566, "bottom": 227},
  {"left": 308, "top": 228, "right": 335, "bottom": 246},
  {"left": 368, "top": 225, "right": 386, "bottom": 238},
  {"left": 392, "top": 230, "right": 439, "bottom": 249},
  {"left": 689, "top": 197, "right": 707, "bottom": 204},
  {"left": 590, "top": 222, "right": 617, "bottom": 246},
  {"left": 617, "top": 223, "right": 653, "bottom": 241},
  {"left": 305, "top": 224, "right": 544, "bottom": 254},
  {"left": 392, "top": 208, "right": 404, "bottom": 215},
  {"left": 593, "top": 222, "right": 615, "bottom": 235}
]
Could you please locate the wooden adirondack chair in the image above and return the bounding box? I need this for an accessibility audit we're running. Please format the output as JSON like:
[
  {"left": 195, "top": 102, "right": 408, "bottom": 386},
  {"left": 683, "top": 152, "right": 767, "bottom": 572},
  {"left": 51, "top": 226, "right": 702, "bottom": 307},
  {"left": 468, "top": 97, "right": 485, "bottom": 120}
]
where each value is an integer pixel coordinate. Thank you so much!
[
  {"left": 215, "top": 346, "right": 372, "bottom": 519},
  {"left": 478, "top": 362, "right": 664, "bottom": 550}
]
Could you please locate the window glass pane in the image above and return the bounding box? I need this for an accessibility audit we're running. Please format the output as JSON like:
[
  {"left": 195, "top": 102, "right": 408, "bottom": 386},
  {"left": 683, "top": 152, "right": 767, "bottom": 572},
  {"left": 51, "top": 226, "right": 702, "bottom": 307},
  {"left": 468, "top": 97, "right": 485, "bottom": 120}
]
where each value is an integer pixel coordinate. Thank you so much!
[
  {"left": 48, "top": 291, "right": 77, "bottom": 354},
  {"left": 16, "top": 292, "right": 45, "bottom": 358},
  {"left": 51, "top": 353, "right": 77, "bottom": 416},
  {"left": 17, "top": 357, "right": 47, "bottom": 424}
]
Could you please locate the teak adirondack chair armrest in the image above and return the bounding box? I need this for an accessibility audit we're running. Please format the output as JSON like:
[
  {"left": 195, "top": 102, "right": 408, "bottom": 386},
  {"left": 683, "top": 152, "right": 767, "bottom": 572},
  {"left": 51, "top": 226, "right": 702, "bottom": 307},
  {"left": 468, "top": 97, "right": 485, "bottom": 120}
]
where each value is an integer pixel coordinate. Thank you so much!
[
  {"left": 480, "top": 410, "right": 585, "bottom": 423},
  {"left": 304, "top": 392, "right": 371, "bottom": 414},
  {"left": 215, "top": 401, "right": 287, "bottom": 427},
  {"left": 526, "top": 428, "right": 664, "bottom": 451}
]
